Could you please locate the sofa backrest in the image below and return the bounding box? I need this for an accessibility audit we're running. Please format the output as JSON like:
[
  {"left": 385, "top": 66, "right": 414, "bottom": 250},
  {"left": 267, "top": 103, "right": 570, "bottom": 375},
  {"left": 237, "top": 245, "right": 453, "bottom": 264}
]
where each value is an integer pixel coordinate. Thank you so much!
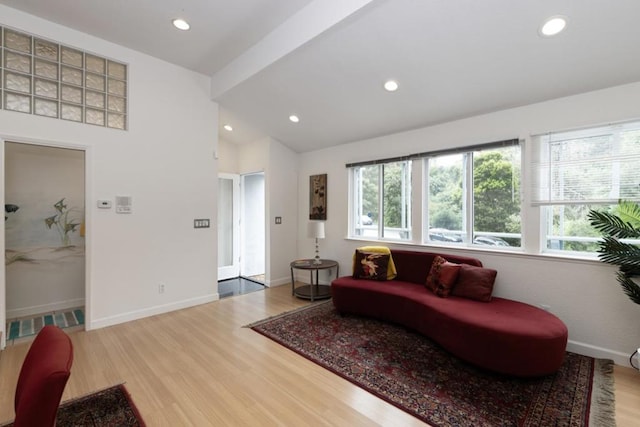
[{"left": 391, "top": 249, "right": 483, "bottom": 284}]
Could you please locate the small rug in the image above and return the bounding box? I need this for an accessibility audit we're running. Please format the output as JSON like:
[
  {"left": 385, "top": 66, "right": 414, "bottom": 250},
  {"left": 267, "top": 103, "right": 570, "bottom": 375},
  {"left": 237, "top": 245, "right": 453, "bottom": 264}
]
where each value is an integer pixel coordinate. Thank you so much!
[
  {"left": 6, "top": 308, "right": 84, "bottom": 340},
  {"left": 2, "top": 384, "right": 145, "bottom": 426},
  {"left": 249, "top": 302, "right": 616, "bottom": 427}
]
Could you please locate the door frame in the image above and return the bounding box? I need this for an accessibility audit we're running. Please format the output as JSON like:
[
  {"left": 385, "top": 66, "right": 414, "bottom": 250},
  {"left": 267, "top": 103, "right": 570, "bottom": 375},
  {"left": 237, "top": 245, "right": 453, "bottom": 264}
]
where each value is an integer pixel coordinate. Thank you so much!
[{"left": 1, "top": 136, "right": 91, "bottom": 349}]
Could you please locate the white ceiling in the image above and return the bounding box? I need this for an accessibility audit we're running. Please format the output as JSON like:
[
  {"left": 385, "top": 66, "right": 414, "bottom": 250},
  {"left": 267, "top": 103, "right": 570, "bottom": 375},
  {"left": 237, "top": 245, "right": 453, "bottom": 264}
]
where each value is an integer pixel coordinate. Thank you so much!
[{"left": 2, "top": 0, "right": 640, "bottom": 153}]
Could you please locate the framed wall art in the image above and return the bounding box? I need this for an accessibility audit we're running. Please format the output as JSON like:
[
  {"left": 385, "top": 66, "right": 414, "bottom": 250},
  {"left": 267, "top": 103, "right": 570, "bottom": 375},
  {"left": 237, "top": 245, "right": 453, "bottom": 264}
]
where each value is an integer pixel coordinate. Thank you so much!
[{"left": 309, "top": 174, "right": 327, "bottom": 220}]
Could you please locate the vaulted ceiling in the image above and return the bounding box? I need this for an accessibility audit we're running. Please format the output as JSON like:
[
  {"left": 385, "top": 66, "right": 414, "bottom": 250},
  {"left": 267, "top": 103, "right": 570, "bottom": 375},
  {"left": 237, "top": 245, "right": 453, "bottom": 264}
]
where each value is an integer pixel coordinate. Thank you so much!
[{"left": 2, "top": 0, "right": 640, "bottom": 153}]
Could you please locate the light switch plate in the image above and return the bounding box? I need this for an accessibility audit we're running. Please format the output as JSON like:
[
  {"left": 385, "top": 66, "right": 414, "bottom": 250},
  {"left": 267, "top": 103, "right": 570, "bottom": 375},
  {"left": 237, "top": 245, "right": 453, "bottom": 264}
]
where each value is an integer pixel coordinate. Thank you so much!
[{"left": 194, "top": 219, "right": 210, "bottom": 228}]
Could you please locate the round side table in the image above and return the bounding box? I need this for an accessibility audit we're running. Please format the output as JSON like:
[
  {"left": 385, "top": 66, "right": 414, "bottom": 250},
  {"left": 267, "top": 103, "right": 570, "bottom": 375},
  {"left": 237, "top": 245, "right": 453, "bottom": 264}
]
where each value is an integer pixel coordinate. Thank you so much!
[{"left": 290, "top": 259, "right": 339, "bottom": 301}]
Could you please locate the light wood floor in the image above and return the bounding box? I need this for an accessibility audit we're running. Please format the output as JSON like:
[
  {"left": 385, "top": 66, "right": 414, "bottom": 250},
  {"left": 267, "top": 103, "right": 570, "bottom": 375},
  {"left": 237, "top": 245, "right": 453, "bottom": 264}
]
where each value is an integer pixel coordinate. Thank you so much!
[{"left": 1, "top": 285, "right": 639, "bottom": 426}]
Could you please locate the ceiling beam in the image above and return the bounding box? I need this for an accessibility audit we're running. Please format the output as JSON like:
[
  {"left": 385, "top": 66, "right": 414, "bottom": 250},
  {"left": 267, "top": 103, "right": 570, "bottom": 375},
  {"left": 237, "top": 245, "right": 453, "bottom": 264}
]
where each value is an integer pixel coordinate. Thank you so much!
[{"left": 209, "top": 0, "right": 375, "bottom": 99}]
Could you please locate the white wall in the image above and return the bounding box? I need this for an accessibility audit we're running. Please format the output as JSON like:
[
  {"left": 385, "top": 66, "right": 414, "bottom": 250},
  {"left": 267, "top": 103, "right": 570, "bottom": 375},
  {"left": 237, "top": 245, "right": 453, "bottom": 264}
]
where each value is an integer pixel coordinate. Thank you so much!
[
  {"left": 235, "top": 137, "right": 298, "bottom": 286},
  {"left": 218, "top": 138, "right": 239, "bottom": 173},
  {"left": 297, "top": 81, "right": 640, "bottom": 365},
  {"left": 267, "top": 139, "right": 298, "bottom": 286},
  {"left": 0, "top": 6, "right": 219, "bottom": 336}
]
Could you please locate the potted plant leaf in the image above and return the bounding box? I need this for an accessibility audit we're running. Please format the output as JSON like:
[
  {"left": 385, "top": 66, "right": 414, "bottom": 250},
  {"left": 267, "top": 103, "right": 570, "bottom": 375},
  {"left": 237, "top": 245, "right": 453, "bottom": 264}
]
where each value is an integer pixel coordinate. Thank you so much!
[{"left": 588, "top": 200, "right": 640, "bottom": 305}]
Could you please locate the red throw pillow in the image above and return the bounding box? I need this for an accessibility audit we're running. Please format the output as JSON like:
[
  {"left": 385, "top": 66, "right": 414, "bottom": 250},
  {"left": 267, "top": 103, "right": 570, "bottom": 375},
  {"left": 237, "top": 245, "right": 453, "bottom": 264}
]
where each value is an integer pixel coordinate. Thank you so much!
[
  {"left": 451, "top": 264, "right": 497, "bottom": 302},
  {"left": 426, "top": 255, "right": 461, "bottom": 297},
  {"left": 353, "top": 250, "right": 390, "bottom": 281}
]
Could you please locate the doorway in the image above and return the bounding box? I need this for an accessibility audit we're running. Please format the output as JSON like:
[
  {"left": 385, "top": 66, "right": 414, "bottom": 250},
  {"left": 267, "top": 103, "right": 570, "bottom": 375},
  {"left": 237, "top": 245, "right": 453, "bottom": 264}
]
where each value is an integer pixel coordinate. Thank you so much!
[
  {"left": 4, "top": 141, "right": 86, "bottom": 344},
  {"left": 217, "top": 172, "right": 265, "bottom": 298}
]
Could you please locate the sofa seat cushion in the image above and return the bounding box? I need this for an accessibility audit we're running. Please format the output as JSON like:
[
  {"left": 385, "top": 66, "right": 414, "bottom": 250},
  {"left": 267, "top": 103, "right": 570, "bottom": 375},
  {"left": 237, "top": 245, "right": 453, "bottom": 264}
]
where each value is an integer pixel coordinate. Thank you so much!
[{"left": 331, "top": 277, "right": 568, "bottom": 377}]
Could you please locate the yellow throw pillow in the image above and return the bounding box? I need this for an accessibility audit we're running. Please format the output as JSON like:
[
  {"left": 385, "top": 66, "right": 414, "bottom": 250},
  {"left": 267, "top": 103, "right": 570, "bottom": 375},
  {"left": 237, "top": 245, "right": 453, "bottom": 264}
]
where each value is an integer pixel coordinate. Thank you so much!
[{"left": 352, "top": 246, "right": 397, "bottom": 280}]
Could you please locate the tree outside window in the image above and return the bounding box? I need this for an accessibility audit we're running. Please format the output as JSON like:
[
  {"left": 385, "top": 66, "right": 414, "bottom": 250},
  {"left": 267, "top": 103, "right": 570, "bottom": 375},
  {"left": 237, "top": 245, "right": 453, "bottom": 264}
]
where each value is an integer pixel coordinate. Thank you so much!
[
  {"left": 352, "top": 161, "right": 411, "bottom": 240},
  {"left": 425, "top": 144, "right": 521, "bottom": 247}
]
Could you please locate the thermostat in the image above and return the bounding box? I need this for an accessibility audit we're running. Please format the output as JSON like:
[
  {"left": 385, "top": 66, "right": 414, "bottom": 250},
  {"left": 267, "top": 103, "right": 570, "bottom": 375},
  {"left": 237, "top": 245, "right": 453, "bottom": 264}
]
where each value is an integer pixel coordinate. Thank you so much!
[{"left": 116, "top": 196, "right": 133, "bottom": 214}]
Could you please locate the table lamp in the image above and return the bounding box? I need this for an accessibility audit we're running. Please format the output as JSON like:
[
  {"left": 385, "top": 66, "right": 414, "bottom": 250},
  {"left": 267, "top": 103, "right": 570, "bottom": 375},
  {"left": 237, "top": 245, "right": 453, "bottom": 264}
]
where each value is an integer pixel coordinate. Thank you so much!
[{"left": 308, "top": 221, "right": 325, "bottom": 265}]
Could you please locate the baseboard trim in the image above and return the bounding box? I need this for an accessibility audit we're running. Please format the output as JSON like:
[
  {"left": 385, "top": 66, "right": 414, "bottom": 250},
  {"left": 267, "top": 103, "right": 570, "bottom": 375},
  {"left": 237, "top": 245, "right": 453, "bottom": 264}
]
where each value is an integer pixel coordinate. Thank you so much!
[
  {"left": 567, "top": 340, "right": 631, "bottom": 366},
  {"left": 7, "top": 298, "right": 85, "bottom": 319},
  {"left": 267, "top": 277, "right": 290, "bottom": 287},
  {"left": 88, "top": 294, "right": 219, "bottom": 330}
]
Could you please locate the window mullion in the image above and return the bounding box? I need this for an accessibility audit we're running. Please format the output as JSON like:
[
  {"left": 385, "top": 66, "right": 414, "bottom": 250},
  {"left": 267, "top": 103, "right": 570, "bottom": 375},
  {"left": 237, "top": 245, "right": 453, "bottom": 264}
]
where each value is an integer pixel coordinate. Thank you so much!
[
  {"left": 521, "top": 137, "right": 540, "bottom": 253},
  {"left": 610, "top": 129, "right": 621, "bottom": 200},
  {"left": 379, "top": 165, "right": 385, "bottom": 238},
  {"left": 357, "top": 168, "right": 363, "bottom": 226},
  {"left": 464, "top": 153, "right": 473, "bottom": 244},
  {"left": 401, "top": 163, "right": 406, "bottom": 230}
]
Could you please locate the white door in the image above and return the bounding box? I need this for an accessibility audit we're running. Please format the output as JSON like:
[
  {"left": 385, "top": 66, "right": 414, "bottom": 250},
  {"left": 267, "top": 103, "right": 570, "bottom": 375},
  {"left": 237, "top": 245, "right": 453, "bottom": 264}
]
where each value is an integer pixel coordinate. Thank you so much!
[
  {"left": 217, "top": 174, "right": 240, "bottom": 280},
  {"left": 240, "top": 172, "right": 265, "bottom": 279}
]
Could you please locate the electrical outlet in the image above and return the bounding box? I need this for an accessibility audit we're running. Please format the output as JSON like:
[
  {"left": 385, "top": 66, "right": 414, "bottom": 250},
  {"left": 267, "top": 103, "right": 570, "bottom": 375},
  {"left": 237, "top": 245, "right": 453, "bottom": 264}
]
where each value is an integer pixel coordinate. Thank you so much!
[{"left": 159, "top": 283, "right": 165, "bottom": 294}]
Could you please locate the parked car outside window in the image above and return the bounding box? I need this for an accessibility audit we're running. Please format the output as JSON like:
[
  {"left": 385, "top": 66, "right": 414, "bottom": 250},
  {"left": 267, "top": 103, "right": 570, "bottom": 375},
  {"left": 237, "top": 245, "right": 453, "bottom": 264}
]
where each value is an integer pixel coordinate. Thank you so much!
[
  {"left": 473, "top": 236, "right": 510, "bottom": 246},
  {"left": 428, "top": 228, "right": 462, "bottom": 243}
]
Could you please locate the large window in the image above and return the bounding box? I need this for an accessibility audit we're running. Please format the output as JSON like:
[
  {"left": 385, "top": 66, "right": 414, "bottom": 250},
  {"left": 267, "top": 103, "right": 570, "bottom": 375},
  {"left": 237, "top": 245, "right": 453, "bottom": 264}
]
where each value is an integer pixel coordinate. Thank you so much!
[
  {"left": 533, "top": 122, "right": 640, "bottom": 252},
  {"left": 425, "top": 142, "right": 521, "bottom": 247},
  {"left": 350, "top": 160, "right": 412, "bottom": 240},
  {"left": 346, "top": 123, "right": 640, "bottom": 258}
]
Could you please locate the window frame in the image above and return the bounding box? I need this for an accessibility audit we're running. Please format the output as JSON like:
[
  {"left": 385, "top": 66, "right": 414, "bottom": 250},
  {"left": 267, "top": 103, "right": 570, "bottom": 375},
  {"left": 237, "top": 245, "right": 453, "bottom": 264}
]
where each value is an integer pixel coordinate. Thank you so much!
[
  {"left": 423, "top": 140, "right": 523, "bottom": 249},
  {"left": 349, "top": 160, "right": 413, "bottom": 241},
  {"left": 345, "top": 123, "right": 640, "bottom": 260},
  {"left": 533, "top": 121, "right": 640, "bottom": 254}
]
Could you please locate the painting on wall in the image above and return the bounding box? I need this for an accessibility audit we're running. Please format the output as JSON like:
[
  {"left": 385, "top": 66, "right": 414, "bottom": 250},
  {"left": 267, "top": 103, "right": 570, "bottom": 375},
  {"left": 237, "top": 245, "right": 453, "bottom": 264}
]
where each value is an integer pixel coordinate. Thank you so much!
[{"left": 309, "top": 174, "right": 327, "bottom": 220}]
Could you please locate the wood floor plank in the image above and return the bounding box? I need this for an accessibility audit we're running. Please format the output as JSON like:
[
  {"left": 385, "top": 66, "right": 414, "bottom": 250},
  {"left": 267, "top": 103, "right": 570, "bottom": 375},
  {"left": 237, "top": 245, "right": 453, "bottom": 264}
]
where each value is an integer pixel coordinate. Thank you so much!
[{"left": 1, "top": 285, "right": 638, "bottom": 426}]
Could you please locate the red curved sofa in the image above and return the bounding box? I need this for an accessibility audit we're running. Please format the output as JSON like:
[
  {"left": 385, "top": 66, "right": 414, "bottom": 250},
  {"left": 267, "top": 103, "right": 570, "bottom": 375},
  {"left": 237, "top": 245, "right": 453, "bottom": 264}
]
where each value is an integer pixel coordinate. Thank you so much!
[{"left": 331, "top": 249, "right": 568, "bottom": 377}]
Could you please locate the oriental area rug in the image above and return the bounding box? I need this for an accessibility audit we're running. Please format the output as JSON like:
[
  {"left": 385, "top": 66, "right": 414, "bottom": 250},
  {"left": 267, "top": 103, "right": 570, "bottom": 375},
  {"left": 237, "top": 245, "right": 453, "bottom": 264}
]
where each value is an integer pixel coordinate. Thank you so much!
[
  {"left": 3, "top": 384, "right": 146, "bottom": 427},
  {"left": 248, "top": 302, "right": 615, "bottom": 427}
]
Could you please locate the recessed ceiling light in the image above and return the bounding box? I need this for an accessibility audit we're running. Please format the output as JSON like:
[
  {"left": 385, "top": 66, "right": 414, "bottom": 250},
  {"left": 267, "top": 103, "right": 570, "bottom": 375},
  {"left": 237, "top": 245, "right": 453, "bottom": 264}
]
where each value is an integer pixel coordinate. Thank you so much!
[
  {"left": 289, "top": 115, "right": 300, "bottom": 123},
  {"left": 384, "top": 80, "right": 399, "bottom": 92},
  {"left": 539, "top": 16, "right": 567, "bottom": 37},
  {"left": 172, "top": 18, "right": 190, "bottom": 31},
  {"left": 223, "top": 124, "right": 233, "bottom": 132}
]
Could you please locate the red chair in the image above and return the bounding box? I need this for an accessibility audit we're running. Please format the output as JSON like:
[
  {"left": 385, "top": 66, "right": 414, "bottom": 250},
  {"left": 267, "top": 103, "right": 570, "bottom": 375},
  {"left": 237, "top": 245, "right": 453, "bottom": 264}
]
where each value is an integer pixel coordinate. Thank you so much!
[{"left": 13, "top": 325, "right": 74, "bottom": 427}]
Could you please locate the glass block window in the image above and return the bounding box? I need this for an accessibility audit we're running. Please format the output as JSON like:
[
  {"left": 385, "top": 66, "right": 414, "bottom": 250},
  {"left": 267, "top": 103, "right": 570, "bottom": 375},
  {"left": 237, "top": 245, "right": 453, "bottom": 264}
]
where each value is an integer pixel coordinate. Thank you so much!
[{"left": 1, "top": 26, "right": 127, "bottom": 130}]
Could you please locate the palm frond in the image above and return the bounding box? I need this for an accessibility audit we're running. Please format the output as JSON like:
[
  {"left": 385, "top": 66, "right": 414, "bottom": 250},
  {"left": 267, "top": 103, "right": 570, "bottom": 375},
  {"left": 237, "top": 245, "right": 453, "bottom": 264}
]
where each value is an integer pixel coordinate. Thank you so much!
[
  {"left": 614, "top": 200, "right": 640, "bottom": 229},
  {"left": 620, "top": 265, "right": 640, "bottom": 276},
  {"left": 589, "top": 200, "right": 640, "bottom": 306},
  {"left": 616, "top": 271, "right": 640, "bottom": 305},
  {"left": 588, "top": 210, "right": 640, "bottom": 239},
  {"left": 596, "top": 236, "right": 640, "bottom": 268}
]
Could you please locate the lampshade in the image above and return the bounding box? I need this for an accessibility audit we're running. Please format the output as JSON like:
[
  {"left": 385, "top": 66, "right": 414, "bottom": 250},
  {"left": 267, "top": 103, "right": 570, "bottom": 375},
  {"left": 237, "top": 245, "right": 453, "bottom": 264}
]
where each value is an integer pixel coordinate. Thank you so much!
[{"left": 308, "top": 221, "right": 325, "bottom": 239}]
